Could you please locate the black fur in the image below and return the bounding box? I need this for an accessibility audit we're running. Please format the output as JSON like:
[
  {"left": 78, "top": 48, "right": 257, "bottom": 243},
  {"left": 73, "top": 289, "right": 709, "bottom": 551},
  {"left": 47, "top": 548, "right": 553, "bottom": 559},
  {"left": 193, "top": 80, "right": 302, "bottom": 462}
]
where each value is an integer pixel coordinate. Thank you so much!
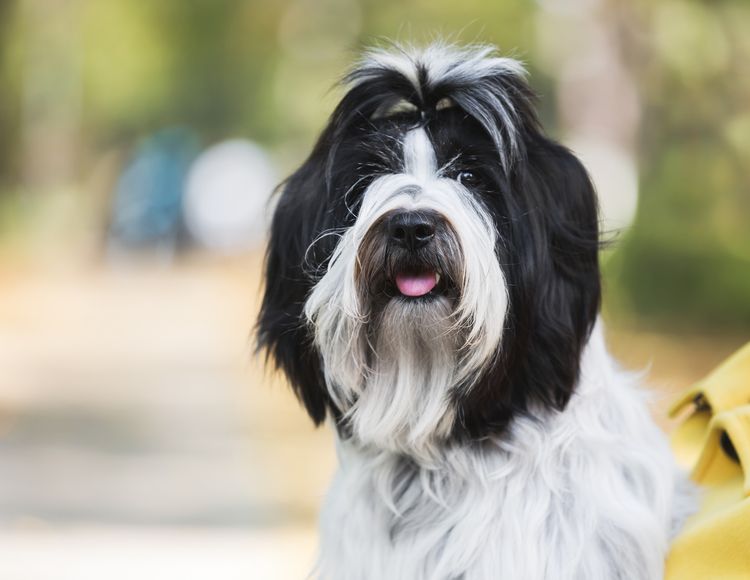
[{"left": 257, "top": 50, "right": 601, "bottom": 439}]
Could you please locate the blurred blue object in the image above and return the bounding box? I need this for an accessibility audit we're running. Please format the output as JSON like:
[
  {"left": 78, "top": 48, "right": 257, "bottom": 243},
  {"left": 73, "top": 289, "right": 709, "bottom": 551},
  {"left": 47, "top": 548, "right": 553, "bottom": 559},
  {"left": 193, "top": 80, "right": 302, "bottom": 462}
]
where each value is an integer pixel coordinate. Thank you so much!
[{"left": 108, "top": 127, "right": 200, "bottom": 255}]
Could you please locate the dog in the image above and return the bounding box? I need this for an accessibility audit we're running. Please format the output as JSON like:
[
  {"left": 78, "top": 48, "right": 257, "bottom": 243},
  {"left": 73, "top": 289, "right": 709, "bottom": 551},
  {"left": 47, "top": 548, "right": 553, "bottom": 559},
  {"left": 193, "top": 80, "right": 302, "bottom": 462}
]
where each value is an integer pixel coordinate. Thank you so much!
[{"left": 258, "top": 43, "right": 696, "bottom": 579}]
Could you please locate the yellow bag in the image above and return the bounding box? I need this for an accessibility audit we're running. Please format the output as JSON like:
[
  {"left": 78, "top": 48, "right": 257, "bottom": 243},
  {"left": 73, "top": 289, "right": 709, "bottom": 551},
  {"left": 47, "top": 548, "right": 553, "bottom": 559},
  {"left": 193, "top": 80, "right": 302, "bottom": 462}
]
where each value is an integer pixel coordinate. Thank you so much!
[
  {"left": 669, "top": 343, "right": 750, "bottom": 469},
  {"left": 666, "top": 343, "right": 750, "bottom": 579},
  {"left": 666, "top": 406, "right": 750, "bottom": 579}
]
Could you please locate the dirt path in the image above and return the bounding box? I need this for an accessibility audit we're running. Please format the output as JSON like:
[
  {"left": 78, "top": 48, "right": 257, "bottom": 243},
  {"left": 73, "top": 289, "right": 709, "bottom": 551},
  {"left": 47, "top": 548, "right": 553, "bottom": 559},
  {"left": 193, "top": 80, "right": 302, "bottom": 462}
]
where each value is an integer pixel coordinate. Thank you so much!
[
  {"left": 0, "top": 256, "right": 334, "bottom": 578},
  {"left": 0, "top": 256, "right": 742, "bottom": 578}
]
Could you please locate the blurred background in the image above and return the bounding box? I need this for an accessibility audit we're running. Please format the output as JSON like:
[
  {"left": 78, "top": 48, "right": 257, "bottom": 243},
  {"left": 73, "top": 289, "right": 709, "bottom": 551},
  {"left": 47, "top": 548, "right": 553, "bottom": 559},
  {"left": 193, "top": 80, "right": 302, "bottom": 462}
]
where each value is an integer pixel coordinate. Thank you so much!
[{"left": 0, "top": 0, "right": 748, "bottom": 578}]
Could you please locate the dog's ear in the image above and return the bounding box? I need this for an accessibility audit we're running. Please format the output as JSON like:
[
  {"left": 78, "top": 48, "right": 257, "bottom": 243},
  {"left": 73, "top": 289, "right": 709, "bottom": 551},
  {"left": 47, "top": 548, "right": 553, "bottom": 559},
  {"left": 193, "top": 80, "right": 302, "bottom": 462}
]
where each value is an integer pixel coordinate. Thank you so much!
[
  {"left": 509, "top": 138, "right": 602, "bottom": 408},
  {"left": 257, "top": 135, "right": 338, "bottom": 426},
  {"left": 456, "top": 137, "right": 601, "bottom": 436}
]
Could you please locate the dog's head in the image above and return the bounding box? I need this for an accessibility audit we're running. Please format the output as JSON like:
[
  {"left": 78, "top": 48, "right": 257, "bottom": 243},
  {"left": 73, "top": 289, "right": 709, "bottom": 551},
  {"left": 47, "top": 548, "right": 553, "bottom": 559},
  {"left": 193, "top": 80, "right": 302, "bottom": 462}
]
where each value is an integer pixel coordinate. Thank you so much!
[{"left": 258, "top": 44, "right": 601, "bottom": 462}]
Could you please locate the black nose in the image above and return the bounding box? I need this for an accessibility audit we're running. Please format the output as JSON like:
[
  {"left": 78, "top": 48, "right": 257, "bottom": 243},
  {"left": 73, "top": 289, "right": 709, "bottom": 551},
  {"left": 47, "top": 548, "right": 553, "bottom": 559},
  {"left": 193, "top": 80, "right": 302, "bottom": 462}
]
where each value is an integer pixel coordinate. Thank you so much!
[{"left": 387, "top": 211, "right": 436, "bottom": 251}]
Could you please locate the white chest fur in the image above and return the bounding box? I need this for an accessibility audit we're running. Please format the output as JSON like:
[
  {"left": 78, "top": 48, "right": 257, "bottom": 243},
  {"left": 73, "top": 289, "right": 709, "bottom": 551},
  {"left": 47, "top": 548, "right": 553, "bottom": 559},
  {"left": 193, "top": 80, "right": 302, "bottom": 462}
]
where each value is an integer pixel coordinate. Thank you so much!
[{"left": 316, "top": 328, "right": 696, "bottom": 580}]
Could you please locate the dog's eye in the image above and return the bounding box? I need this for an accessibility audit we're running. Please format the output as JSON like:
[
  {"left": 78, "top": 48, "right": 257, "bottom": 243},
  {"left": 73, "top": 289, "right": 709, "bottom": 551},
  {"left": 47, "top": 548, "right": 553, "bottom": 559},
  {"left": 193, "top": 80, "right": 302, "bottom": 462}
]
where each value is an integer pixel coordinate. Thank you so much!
[{"left": 456, "top": 171, "right": 478, "bottom": 186}]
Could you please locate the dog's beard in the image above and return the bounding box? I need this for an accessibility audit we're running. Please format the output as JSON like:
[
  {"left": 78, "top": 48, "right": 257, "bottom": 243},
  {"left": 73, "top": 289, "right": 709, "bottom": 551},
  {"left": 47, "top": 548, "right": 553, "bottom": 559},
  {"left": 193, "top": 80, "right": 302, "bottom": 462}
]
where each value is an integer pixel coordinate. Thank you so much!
[
  {"left": 305, "top": 130, "right": 508, "bottom": 462},
  {"left": 355, "top": 298, "right": 459, "bottom": 458}
]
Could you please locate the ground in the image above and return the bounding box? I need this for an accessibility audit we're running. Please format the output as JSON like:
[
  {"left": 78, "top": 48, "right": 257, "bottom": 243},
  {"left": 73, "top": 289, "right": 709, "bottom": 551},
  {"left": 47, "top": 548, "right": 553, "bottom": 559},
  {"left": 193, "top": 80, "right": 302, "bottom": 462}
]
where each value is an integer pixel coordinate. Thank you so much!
[{"left": 0, "top": 254, "right": 743, "bottom": 579}]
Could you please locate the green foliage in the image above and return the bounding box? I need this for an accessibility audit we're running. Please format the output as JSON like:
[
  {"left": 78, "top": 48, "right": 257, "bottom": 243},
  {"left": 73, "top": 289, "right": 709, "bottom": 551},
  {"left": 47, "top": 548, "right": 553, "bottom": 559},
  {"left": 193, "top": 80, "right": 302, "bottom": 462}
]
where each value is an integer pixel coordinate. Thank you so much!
[
  {"left": 608, "top": 233, "right": 750, "bottom": 330},
  {"left": 82, "top": 0, "right": 283, "bottom": 144},
  {"left": 609, "top": 0, "right": 750, "bottom": 331},
  {"left": 0, "top": 0, "right": 20, "bottom": 186},
  {"left": 0, "top": 0, "right": 747, "bottom": 331}
]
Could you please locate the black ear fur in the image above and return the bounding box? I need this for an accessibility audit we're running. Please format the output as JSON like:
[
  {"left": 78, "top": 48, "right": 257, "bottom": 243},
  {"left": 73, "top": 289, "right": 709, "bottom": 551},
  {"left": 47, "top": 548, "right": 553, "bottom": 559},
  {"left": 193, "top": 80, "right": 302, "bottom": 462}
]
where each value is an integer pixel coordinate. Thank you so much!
[
  {"left": 456, "top": 135, "right": 602, "bottom": 438},
  {"left": 514, "top": 137, "right": 602, "bottom": 404},
  {"left": 256, "top": 136, "right": 338, "bottom": 425}
]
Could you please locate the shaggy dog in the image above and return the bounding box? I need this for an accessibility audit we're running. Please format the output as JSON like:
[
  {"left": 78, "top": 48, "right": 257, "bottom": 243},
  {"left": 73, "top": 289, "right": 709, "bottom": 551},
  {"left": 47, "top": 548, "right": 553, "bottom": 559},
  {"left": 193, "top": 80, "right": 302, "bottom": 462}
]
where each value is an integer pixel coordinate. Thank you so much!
[{"left": 258, "top": 43, "right": 695, "bottom": 579}]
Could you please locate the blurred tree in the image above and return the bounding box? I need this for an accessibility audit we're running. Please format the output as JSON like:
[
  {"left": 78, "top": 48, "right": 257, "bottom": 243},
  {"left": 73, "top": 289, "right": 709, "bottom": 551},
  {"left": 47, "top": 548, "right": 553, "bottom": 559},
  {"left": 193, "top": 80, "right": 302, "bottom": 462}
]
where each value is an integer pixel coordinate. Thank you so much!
[
  {"left": 607, "top": 0, "right": 750, "bottom": 331},
  {"left": 0, "top": 0, "right": 19, "bottom": 190},
  {"left": 20, "top": 0, "right": 83, "bottom": 190},
  {"left": 81, "top": 0, "right": 283, "bottom": 147},
  {"left": 0, "top": 0, "right": 747, "bottom": 331}
]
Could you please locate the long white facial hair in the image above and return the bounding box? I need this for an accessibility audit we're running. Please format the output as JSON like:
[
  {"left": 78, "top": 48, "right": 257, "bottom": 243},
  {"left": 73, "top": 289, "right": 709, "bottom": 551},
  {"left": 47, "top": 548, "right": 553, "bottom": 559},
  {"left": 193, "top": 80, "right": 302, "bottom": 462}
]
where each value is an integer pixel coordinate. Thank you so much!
[{"left": 304, "top": 129, "right": 508, "bottom": 463}]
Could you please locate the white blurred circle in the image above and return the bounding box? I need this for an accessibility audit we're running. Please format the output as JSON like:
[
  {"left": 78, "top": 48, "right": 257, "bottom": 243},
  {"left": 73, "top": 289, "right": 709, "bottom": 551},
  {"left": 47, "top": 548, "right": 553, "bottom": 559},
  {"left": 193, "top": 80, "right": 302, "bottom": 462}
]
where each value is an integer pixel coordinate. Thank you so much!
[{"left": 183, "top": 140, "right": 276, "bottom": 252}]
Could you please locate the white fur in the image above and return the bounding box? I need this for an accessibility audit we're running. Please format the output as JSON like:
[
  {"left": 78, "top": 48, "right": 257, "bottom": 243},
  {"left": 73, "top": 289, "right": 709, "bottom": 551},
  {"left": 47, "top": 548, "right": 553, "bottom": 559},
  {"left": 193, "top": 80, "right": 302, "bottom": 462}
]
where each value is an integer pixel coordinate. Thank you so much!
[
  {"left": 305, "top": 128, "right": 508, "bottom": 462},
  {"left": 316, "top": 323, "right": 695, "bottom": 579},
  {"left": 357, "top": 43, "right": 525, "bottom": 91},
  {"left": 353, "top": 43, "right": 527, "bottom": 170}
]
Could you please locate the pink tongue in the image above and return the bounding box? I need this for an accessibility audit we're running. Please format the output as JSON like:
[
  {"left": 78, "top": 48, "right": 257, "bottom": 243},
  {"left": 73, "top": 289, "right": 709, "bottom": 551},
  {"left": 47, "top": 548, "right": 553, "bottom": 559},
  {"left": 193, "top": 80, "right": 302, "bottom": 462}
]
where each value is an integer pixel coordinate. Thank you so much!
[{"left": 395, "top": 272, "right": 437, "bottom": 297}]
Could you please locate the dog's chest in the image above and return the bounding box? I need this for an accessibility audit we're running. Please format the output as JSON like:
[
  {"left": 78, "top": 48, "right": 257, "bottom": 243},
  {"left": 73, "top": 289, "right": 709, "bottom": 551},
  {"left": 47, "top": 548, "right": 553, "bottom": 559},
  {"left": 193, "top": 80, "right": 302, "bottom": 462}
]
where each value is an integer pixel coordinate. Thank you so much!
[{"left": 316, "top": 429, "right": 676, "bottom": 580}]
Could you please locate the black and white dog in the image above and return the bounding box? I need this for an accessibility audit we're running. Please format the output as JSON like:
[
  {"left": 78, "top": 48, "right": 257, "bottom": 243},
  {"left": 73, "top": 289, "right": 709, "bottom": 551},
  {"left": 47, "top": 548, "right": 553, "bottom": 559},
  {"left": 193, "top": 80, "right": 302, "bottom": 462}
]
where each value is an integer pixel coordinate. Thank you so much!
[{"left": 258, "top": 44, "right": 695, "bottom": 579}]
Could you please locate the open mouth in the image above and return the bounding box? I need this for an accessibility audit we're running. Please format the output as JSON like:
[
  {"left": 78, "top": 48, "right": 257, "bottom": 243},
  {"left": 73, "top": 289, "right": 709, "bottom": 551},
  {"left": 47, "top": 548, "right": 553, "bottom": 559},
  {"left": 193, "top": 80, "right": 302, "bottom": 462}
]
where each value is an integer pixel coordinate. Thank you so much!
[{"left": 393, "top": 270, "right": 442, "bottom": 298}]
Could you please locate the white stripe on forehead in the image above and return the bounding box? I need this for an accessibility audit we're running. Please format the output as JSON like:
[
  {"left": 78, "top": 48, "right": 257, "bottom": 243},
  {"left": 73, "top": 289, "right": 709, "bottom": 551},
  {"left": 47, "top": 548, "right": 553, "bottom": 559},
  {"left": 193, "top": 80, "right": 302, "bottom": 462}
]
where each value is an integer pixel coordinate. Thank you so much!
[
  {"left": 402, "top": 128, "right": 437, "bottom": 182},
  {"left": 349, "top": 43, "right": 528, "bottom": 173}
]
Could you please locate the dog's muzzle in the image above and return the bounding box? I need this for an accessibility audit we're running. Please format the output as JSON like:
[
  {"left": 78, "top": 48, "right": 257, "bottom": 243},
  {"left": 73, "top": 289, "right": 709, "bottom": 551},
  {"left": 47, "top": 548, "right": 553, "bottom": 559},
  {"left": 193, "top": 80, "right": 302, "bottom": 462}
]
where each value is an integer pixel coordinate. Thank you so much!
[{"left": 356, "top": 208, "right": 462, "bottom": 304}]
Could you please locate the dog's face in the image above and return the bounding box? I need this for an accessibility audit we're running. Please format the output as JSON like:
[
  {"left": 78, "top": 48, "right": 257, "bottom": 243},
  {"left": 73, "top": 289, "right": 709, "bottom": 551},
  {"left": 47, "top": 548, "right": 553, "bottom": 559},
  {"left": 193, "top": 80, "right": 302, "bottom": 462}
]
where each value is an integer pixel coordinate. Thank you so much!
[{"left": 259, "top": 44, "right": 601, "bottom": 462}]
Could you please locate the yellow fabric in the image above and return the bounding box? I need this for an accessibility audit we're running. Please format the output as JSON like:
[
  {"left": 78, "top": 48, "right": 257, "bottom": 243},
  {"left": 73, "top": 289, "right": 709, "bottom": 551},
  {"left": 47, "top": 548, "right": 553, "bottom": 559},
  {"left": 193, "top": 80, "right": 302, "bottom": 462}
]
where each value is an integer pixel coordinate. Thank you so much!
[
  {"left": 665, "top": 342, "right": 750, "bottom": 580},
  {"left": 670, "top": 343, "right": 750, "bottom": 469},
  {"left": 671, "top": 407, "right": 712, "bottom": 469},
  {"left": 666, "top": 406, "right": 750, "bottom": 579}
]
